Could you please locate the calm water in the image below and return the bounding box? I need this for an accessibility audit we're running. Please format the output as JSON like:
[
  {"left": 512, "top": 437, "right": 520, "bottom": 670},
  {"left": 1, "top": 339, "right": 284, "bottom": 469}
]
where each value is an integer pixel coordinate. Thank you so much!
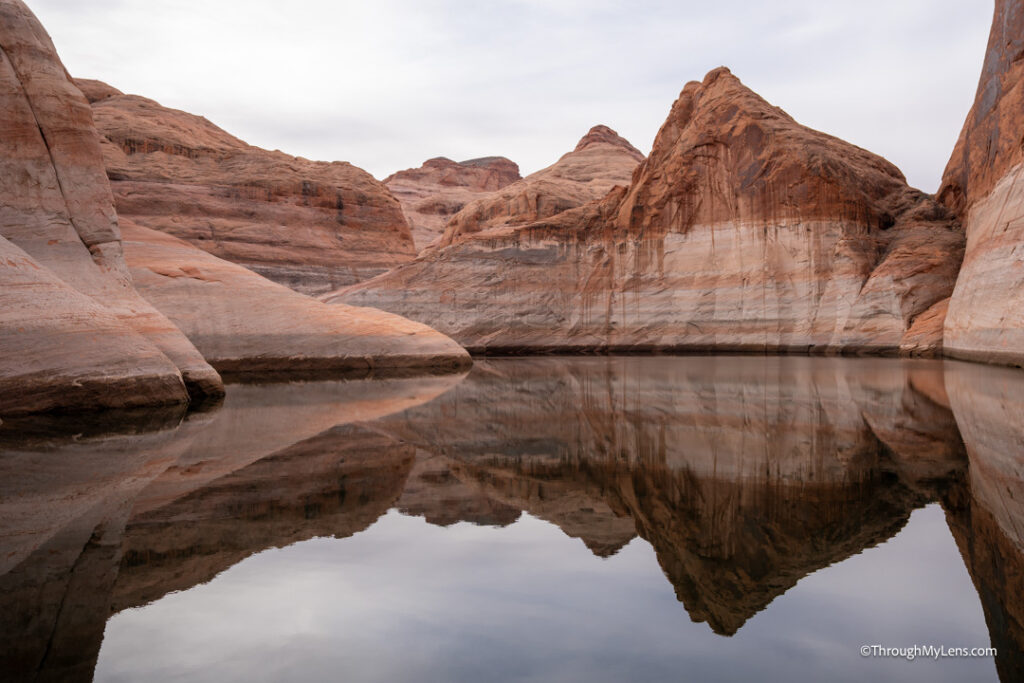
[{"left": 2, "top": 356, "right": 1022, "bottom": 682}]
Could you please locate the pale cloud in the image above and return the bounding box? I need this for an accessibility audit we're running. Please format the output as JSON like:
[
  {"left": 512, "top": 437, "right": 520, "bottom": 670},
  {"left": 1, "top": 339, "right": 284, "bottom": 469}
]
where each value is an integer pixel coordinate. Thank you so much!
[{"left": 28, "top": 0, "right": 991, "bottom": 191}]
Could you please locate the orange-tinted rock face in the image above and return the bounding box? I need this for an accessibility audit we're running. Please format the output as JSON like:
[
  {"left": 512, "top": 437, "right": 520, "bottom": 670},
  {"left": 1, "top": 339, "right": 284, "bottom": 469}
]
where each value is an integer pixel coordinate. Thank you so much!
[
  {"left": 938, "top": 0, "right": 1024, "bottom": 366},
  {"left": 120, "top": 220, "right": 472, "bottom": 375},
  {"left": 385, "top": 156, "right": 521, "bottom": 251},
  {"left": 0, "top": 0, "right": 222, "bottom": 414},
  {"left": 332, "top": 70, "right": 962, "bottom": 355},
  {"left": 438, "top": 125, "right": 644, "bottom": 246},
  {"left": 0, "top": 237, "right": 187, "bottom": 416},
  {"left": 79, "top": 80, "right": 416, "bottom": 295}
]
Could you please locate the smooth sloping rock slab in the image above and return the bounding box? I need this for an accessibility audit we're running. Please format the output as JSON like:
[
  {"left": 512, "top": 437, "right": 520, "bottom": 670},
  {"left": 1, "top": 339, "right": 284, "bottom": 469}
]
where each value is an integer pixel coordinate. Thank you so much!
[
  {"left": 121, "top": 220, "right": 470, "bottom": 375},
  {"left": 0, "top": 236, "right": 188, "bottom": 416}
]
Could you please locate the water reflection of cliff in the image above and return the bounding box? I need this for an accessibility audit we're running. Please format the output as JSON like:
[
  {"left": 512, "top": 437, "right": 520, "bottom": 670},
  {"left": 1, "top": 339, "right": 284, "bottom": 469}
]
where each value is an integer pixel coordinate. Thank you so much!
[
  {"left": 2, "top": 357, "right": 1024, "bottom": 681},
  {"left": 373, "top": 357, "right": 1022, "bottom": 677},
  {"left": 0, "top": 373, "right": 462, "bottom": 682},
  {"left": 942, "top": 362, "right": 1024, "bottom": 683}
]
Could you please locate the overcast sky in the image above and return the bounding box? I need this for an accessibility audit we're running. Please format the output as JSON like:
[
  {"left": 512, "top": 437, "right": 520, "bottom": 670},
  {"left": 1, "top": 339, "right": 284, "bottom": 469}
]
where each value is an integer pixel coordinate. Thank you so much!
[{"left": 30, "top": 0, "right": 991, "bottom": 191}]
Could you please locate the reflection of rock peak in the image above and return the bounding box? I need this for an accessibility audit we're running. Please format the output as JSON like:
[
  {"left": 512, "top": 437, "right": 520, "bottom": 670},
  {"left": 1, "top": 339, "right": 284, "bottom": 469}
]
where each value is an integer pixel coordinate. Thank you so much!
[{"left": 368, "top": 356, "right": 969, "bottom": 636}]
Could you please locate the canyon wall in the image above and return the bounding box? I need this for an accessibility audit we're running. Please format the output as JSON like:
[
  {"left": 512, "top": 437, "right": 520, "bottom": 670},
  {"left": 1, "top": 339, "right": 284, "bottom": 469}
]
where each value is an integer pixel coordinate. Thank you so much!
[
  {"left": 332, "top": 69, "right": 963, "bottom": 356},
  {"left": 938, "top": 0, "right": 1024, "bottom": 366},
  {"left": 77, "top": 79, "right": 416, "bottom": 296}
]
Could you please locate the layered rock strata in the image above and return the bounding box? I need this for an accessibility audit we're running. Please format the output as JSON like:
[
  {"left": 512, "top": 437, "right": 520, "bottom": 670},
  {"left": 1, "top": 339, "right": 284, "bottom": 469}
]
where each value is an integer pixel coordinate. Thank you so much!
[
  {"left": 121, "top": 220, "right": 471, "bottom": 375},
  {"left": 438, "top": 125, "right": 644, "bottom": 246},
  {"left": 332, "top": 70, "right": 963, "bottom": 356},
  {"left": 938, "top": 0, "right": 1024, "bottom": 366},
  {"left": 385, "top": 156, "right": 520, "bottom": 250},
  {"left": 0, "top": 0, "right": 222, "bottom": 414},
  {"left": 77, "top": 79, "right": 416, "bottom": 295}
]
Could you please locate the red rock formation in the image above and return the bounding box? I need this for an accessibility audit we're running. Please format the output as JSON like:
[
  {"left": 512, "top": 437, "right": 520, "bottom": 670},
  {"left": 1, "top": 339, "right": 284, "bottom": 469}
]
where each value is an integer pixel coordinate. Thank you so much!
[
  {"left": 120, "top": 220, "right": 471, "bottom": 375},
  {"left": 332, "top": 70, "right": 963, "bottom": 355},
  {"left": 77, "top": 79, "right": 417, "bottom": 296},
  {"left": 938, "top": 0, "right": 1024, "bottom": 366},
  {"left": 385, "top": 156, "right": 521, "bottom": 250},
  {"left": 438, "top": 125, "right": 644, "bottom": 246},
  {"left": 0, "top": 0, "right": 222, "bottom": 414},
  {"left": 0, "top": 238, "right": 187, "bottom": 416}
]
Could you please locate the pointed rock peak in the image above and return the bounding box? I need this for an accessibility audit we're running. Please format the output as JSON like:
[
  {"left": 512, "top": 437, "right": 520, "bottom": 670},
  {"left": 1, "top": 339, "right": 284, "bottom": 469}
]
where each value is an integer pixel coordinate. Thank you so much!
[
  {"left": 702, "top": 65, "right": 734, "bottom": 86},
  {"left": 642, "top": 65, "right": 905, "bottom": 188},
  {"left": 582, "top": 535, "right": 636, "bottom": 558},
  {"left": 673, "top": 66, "right": 775, "bottom": 121},
  {"left": 573, "top": 125, "right": 642, "bottom": 157}
]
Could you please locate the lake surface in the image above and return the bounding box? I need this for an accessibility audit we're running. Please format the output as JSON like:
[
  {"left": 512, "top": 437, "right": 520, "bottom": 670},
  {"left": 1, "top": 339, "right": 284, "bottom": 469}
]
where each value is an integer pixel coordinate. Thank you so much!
[{"left": 1, "top": 356, "right": 1022, "bottom": 682}]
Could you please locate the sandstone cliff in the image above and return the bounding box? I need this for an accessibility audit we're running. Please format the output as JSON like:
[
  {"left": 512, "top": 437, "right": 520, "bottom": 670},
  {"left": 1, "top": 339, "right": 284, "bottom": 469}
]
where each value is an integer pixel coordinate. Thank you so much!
[
  {"left": 385, "top": 156, "right": 521, "bottom": 251},
  {"left": 438, "top": 125, "right": 644, "bottom": 246},
  {"left": 0, "top": 0, "right": 222, "bottom": 415},
  {"left": 77, "top": 79, "right": 416, "bottom": 296},
  {"left": 120, "top": 220, "right": 471, "bottom": 375},
  {"left": 331, "top": 69, "right": 963, "bottom": 356},
  {"left": 938, "top": 0, "right": 1024, "bottom": 366}
]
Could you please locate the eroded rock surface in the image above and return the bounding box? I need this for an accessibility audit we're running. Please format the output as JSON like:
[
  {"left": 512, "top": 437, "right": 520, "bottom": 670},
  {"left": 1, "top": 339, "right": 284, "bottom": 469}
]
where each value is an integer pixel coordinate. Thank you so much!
[
  {"left": 438, "top": 125, "right": 643, "bottom": 246},
  {"left": 938, "top": 0, "right": 1024, "bottom": 366},
  {"left": 78, "top": 79, "right": 416, "bottom": 295},
  {"left": 332, "top": 70, "right": 963, "bottom": 356},
  {"left": 385, "top": 156, "right": 520, "bottom": 251},
  {"left": 0, "top": 0, "right": 222, "bottom": 414}
]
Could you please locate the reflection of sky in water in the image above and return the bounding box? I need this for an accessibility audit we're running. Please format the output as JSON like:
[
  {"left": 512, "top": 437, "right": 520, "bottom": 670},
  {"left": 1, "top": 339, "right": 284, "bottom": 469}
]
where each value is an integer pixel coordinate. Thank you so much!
[{"left": 95, "top": 504, "right": 997, "bottom": 683}]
